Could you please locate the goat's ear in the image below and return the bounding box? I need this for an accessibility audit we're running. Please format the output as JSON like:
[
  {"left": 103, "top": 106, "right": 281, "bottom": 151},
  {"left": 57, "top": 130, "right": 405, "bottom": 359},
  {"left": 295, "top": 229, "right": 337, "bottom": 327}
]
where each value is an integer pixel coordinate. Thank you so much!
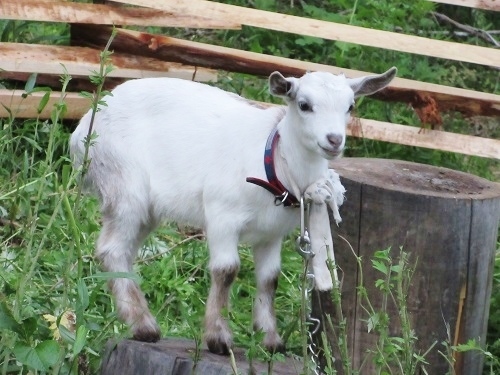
[
  {"left": 269, "top": 71, "right": 297, "bottom": 99},
  {"left": 348, "top": 67, "right": 397, "bottom": 98}
]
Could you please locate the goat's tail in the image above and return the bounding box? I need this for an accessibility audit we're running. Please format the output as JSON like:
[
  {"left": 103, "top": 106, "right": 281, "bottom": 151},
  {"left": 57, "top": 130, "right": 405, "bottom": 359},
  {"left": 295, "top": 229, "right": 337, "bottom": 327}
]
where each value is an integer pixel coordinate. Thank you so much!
[
  {"left": 69, "top": 111, "right": 92, "bottom": 170},
  {"left": 69, "top": 110, "right": 103, "bottom": 196}
]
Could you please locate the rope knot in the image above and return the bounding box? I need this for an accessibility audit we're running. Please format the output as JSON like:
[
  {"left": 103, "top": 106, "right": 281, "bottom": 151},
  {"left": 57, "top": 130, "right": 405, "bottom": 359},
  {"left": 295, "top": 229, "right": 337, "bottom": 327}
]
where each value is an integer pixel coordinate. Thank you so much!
[{"left": 304, "top": 169, "right": 346, "bottom": 225}]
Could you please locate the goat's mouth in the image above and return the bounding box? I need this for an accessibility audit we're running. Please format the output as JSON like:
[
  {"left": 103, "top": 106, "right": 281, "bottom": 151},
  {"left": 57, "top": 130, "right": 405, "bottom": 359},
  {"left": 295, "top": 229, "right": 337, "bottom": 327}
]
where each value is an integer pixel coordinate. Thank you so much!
[{"left": 319, "top": 145, "right": 342, "bottom": 159}]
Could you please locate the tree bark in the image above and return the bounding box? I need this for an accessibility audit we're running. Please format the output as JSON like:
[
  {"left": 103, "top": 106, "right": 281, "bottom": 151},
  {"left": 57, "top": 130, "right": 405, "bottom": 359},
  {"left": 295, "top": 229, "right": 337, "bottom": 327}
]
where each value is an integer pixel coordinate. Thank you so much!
[
  {"left": 100, "top": 338, "right": 302, "bottom": 375},
  {"left": 313, "top": 158, "right": 500, "bottom": 375}
]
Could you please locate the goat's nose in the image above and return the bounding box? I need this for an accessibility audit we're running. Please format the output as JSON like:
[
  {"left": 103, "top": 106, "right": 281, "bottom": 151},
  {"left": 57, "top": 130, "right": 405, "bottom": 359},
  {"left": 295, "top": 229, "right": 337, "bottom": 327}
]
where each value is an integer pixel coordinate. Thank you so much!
[{"left": 327, "top": 134, "right": 343, "bottom": 148}]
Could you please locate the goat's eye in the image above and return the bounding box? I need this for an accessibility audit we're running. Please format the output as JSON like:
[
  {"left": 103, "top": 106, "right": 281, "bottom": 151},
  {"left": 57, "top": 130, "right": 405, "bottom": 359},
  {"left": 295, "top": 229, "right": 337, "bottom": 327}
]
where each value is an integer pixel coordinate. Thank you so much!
[
  {"left": 348, "top": 104, "right": 354, "bottom": 113},
  {"left": 298, "top": 101, "right": 312, "bottom": 112}
]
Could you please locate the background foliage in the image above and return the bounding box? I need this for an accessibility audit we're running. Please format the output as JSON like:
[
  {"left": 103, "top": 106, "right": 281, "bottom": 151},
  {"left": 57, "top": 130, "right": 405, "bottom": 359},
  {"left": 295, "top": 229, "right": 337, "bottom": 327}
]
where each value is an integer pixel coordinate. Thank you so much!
[{"left": 0, "top": 0, "right": 499, "bottom": 374}]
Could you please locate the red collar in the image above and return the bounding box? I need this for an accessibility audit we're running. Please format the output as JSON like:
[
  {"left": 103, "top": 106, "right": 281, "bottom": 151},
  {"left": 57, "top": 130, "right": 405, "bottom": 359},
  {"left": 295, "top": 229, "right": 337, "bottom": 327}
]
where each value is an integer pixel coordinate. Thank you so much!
[{"left": 246, "top": 128, "right": 299, "bottom": 207}]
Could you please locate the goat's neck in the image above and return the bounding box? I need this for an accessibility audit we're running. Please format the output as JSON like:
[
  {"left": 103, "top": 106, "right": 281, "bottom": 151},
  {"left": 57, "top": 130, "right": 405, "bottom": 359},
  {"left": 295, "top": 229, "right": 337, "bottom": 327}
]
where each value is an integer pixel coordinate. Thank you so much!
[{"left": 274, "top": 122, "right": 328, "bottom": 199}]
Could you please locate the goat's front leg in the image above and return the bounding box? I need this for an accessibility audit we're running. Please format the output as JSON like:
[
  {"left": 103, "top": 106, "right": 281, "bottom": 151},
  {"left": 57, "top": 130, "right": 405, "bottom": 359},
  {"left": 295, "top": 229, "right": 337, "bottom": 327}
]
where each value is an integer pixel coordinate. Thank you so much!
[
  {"left": 204, "top": 224, "right": 240, "bottom": 355},
  {"left": 253, "top": 239, "right": 284, "bottom": 353}
]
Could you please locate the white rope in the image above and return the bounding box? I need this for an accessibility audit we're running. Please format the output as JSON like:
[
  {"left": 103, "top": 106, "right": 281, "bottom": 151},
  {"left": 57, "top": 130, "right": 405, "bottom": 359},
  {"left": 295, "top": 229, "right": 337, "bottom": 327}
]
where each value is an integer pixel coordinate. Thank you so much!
[{"left": 296, "top": 169, "right": 345, "bottom": 374}]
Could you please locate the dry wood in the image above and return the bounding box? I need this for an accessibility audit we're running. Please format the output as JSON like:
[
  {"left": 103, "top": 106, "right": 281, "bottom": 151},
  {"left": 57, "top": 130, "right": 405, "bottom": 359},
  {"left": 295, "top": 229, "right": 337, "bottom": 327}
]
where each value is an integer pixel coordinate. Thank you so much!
[
  {"left": 0, "top": 90, "right": 89, "bottom": 120},
  {"left": 71, "top": 24, "right": 500, "bottom": 118},
  {"left": 427, "top": 0, "right": 500, "bottom": 11},
  {"left": 1, "top": 0, "right": 241, "bottom": 29},
  {"left": 115, "top": 0, "right": 500, "bottom": 68},
  {"left": 349, "top": 118, "right": 500, "bottom": 159},
  {"left": 0, "top": 43, "right": 217, "bottom": 82},
  {"left": 100, "top": 338, "right": 301, "bottom": 375},
  {"left": 431, "top": 11, "right": 499, "bottom": 46},
  {"left": 328, "top": 157, "right": 500, "bottom": 375},
  {"left": 2, "top": 89, "right": 498, "bottom": 159}
]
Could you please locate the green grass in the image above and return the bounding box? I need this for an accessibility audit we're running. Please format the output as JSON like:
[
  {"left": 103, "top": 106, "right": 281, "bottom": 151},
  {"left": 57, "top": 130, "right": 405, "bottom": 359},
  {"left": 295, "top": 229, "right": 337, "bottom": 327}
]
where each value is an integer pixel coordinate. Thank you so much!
[
  {"left": 1, "top": 1, "right": 499, "bottom": 373},
  {"left": 1, "top": 65, "right": 498, "bottom": 375}
]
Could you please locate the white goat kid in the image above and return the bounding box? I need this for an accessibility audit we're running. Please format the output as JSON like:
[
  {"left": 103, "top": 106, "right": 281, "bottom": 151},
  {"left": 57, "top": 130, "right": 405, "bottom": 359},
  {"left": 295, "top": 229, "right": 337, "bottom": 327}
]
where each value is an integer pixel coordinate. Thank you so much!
[{"left": 70, "top": 67, "right": 396, "bottom": 355}]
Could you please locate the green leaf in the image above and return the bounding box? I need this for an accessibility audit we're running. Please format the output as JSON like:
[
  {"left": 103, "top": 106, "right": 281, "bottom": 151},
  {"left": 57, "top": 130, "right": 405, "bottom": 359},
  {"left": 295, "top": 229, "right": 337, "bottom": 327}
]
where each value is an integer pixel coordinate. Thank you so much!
[
  {"left": 374, "top": 278, "right": 385, "bottom": 289},
  {"left": 374, "top": 248, "right": 391, "bottom": 260},
  {"left": 367, "top": 312, "right": 379, "bottom": 333},
  {"left": 13, "top": 340, "right": 60, "bottom": 371},
  {"left": 24, "top": 73, "right": 38, "bottom": 94},
  {"left": 73, "top": 325, "right": 88, "bottom": 356},
  {"left": 59, "top": 324, "right": 75, "bottom": 344},
  {"left": 372, "top": 259, "right": 388, "bottom": 275},
  {"left": 295, "top": 36, "right": 324, "bottom": 47},
  {"left": 104, "top": 64, "right": 114, "bottom": 76},
  {"left": 79, "top": 91, "right": 93, "bottom": 100},
  {"left": 452, "top": 338, "right": 481, "bottom": 352},
  {"left": 61, "top": 164, "right": 73, "bottom": 188},
  {"left": 77, "top": 279, "right": 89, "bottom": 311},
  {"left": 76, "top": 278, "right": 89, "bottom": 324},
  {"left": 0, "top": 302, "right": 22, "bottom": 335},
  {"left": 21, "top": 135, "right": 43, "bottom": 151},
  {"left": 19, "top": 316, "right": 38, "bottom": 341},
  {"left": 391, "top": 264, "right": 402, "bottom": 274},
  {"left": 37, "top": 91, "right": 52, "bottom": 114}
]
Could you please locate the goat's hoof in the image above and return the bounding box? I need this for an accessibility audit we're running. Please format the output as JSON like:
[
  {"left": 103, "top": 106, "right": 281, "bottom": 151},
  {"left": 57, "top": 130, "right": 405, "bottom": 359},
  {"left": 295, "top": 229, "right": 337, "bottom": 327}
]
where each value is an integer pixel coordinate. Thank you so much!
[
  {"left": 266, "top": 342, "right": 286, "bottom": 354},
  {"left": 131, "top": 324, "right": 161, "bottom": 343},
  {"left": 263, "top": 332, "right": 285, "bottom": 354},
  {"left": 206, "top": 338, "right": 232, "bottom": 355},
  {"left": 132, "top": 331, "right": 161, "bottom": 343}
]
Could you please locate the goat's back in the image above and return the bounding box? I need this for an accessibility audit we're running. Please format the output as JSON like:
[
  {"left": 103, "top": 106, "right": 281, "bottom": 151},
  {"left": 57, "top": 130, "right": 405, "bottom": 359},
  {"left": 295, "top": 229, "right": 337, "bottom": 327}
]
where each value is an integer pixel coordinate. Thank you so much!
[{"left": 70, "top": 78, "right": 287, "bottom": 228}]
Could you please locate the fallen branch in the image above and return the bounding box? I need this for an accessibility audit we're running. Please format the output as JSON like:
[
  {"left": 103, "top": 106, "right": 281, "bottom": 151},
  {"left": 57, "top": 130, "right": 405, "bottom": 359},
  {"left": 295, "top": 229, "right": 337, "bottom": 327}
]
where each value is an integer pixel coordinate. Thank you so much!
[{"left": 431, "top": 11, "right": 499, "bottom": 47}]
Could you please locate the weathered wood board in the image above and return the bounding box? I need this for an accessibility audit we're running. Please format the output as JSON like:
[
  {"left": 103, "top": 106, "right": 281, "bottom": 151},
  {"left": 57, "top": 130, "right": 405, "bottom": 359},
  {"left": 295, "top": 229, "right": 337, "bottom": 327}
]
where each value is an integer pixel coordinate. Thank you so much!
[
  {"left": 1, "top": 0, "right": 241, "bottom": 29},
  {"left": 100, "top": 338, "right": 303, "bottom": 375},
  {"left": 427, "top": 0, "right": 499, "bottom": 11},
  {"left": 0, "top": 42, "right": 217, "bottom": 92},
  {"left": 314, "top": 158, "right": 500, "bottom": 374},
  {"left": 1, "top": 89, "right": 499, "bottom": 160},
  {"left": 0, "top": 89, "right": 88, "bottom": 120},
  {"left": 116, "top": 0, "right": 500, "bottom": 67},
  {"left": 71, "top": 24, "right": 500, "bottom": 118},
  {"left": 349, "top": 119, "right": 500, "bottom": 160}
]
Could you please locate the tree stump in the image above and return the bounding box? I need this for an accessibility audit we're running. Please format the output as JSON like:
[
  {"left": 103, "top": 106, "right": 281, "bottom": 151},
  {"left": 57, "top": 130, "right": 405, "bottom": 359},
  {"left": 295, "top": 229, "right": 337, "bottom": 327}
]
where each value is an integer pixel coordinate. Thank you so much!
[
  {"left": 313, "top": 158, "right": 500, "bottom": 375},
  {"left": 100, "top": 338, "right": 303, "bottom": 375}
]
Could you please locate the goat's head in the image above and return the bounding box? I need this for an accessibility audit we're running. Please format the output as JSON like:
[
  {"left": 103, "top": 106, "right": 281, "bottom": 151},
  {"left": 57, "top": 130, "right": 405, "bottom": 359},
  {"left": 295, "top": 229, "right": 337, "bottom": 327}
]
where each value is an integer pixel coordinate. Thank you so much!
[{"left": 269, "top": 67, "right": 397, "bottom": 160}]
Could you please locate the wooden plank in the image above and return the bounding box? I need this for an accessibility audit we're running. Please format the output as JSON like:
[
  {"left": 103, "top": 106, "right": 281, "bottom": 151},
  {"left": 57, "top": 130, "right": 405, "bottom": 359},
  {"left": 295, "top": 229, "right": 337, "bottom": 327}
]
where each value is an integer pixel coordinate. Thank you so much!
[
  {"left": 115, "top": 0, "right": 500, "bottom": 68},
  {"left": 71, "top": 24, "right": 500, "bottom": 118},
  {"left": 0, "top": 90, "right": 90, "bottom": 120},
  {"left": 349, "top": 118, "right": 500, "bottom": 159},
  {"left": 1, "top": 89, "right": 498, "bottom": 159},
  {"left": 0, "top": 43, "right": 217, "bottom": 82},
  {"left": 1, "top": 0, "right": 241, "bottom": 29},
  {"left": 428, "top": 0, "right": 500, "bottom": 11}
]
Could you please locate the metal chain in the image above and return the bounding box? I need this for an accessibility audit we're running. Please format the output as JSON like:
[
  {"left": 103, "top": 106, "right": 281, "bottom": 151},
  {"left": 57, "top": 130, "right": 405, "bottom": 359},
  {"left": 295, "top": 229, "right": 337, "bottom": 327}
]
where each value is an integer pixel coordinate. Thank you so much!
[{"left": 296, "top": 196, "right": 321, "bottom": 375}]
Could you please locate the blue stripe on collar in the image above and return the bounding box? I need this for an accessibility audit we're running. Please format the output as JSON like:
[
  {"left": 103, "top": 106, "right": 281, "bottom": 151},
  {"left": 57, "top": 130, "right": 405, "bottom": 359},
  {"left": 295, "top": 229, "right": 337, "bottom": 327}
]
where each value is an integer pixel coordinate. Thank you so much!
[{"left": 246, "top": 127, "right": 299, "bottom": 207}]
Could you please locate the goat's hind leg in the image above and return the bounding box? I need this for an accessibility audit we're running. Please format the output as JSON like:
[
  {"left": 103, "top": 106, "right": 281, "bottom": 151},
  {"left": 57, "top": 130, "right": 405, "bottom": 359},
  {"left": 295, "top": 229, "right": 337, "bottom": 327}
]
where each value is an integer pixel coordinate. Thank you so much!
[
  {"left": 253, "top": 239, "right": 285, "bottom": 353},
  {"left": 97, "top": 213, "right": 160, "bottom": 342}
]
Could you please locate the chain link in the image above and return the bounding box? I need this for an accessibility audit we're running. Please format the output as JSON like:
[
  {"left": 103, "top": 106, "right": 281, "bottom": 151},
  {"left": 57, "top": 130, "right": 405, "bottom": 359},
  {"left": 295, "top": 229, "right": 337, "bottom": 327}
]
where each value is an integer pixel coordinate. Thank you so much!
[{"left": 296, "top": 196, "right": 321, "bottom": 375}]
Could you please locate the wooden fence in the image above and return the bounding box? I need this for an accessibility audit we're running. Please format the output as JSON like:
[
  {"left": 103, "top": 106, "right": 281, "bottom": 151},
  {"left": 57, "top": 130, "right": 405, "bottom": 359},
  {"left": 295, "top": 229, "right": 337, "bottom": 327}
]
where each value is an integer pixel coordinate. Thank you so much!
[{"left": 0, "top": 0, "right": 499, "bottom": 159}]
